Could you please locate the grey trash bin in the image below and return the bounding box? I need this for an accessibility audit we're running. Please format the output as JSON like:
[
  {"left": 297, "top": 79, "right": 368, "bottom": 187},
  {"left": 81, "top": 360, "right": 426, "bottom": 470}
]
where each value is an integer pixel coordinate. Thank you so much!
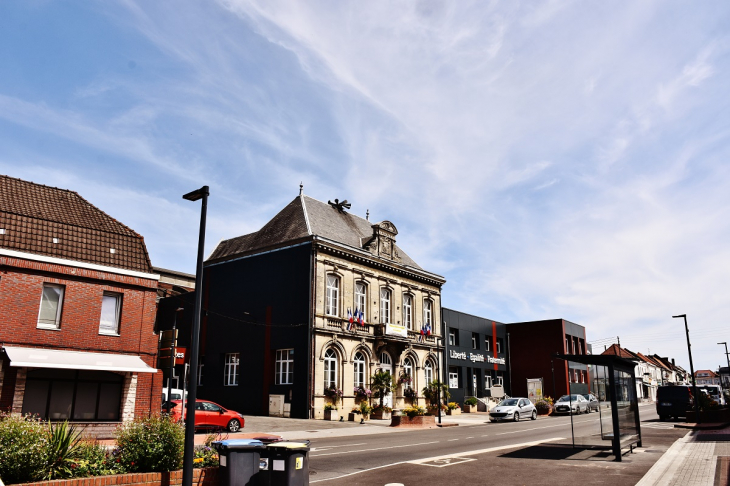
[
  {"left": 258, "top": 441, "right": 311, "bottom": 486},
  {"left": 212, "top": 439, "right": 266, "bottom": 486}
]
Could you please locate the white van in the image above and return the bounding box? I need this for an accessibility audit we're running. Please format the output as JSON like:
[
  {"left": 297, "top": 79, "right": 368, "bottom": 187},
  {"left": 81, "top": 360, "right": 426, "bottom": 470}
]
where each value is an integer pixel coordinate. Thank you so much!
[
  {"left": 701, "top": 385, "right": 725, "bottom": 406},
  {"left": 162, "top": 388, "right": 188, "bottom": 402}
]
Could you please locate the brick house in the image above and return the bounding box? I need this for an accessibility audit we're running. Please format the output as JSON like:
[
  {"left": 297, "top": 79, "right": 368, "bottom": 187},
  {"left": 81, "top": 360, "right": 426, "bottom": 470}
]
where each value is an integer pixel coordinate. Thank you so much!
[{"left": 0, "top": 175, "right": 160, "bottom": 436}]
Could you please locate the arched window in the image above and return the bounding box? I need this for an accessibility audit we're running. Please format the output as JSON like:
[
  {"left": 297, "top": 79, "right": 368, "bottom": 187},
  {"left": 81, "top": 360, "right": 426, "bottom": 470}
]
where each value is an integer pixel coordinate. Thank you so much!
[
  {"left": 353, "top": 352, "right": 366, "bottom": 388},
  {"left": 326, "top": 275, "right": 340, "bottom": 316},
  {"left": 403, "top": 357, "right": 413, "bottom": 389},
  {"left": 380, "top": 352, "right": 392, "bottom": 367},
  {"left": 402, "top": 294, "right": 413, "bottom": 329},
  {"left": 423, "top": 299, "right": 433, "bottom": 328},
  {"left": 355, "top": 282, "right": 367, "bottom": 320},
  {"left": 380, "top": 288, "right": 391, "bottom": 324},
  {"left": 324, "top": 349, "right": 338, "bottom": 388},
  {"left": 424, "top": 360, "right": 433, "bottom": 385}
]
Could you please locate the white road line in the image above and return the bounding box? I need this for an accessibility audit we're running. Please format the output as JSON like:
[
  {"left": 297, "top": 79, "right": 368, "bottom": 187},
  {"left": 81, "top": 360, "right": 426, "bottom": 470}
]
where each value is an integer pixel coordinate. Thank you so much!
[
  {"left": 310, "top": 442, "right": 367, "bottom": 452},
  {"left": 465, "top": 437, "right": 474, "bottom": 439},
  {"left": 310, "top": 437, "right": 564, "bottom": 483},
  {"left": 448, "top": 439, "right": 460, "bottom": 441},
  {"left": 310, "top": 440, "right": 440, "bottom": 457}
]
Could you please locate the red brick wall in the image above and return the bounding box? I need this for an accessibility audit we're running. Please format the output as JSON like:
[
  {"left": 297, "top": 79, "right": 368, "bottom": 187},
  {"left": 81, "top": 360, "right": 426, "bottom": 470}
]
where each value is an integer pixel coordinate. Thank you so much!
[
  {"left": 0, "top": 255, "right": 161, "bottom": 416},
  {"left": 16, "top": 467, "right": 218, "bottom": 486}
]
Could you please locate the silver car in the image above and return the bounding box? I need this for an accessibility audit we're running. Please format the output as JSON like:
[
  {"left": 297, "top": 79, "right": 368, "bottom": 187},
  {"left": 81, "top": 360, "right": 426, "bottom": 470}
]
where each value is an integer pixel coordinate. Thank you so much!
[
  {"left": 582, "top": 393, "right": 600, "bottom": 412},
  {"left": 489, "top": 397, "right": 537, "bottom": 422},
  {"left": 553, "top": 394, "right": 589, "bottom": 414}
]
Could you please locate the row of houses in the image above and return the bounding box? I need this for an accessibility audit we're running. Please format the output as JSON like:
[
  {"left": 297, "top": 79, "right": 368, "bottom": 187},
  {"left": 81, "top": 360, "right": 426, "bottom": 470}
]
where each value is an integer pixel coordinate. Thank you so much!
[{"left": 0, "top": 174, "right": 709, "bottom": 436}]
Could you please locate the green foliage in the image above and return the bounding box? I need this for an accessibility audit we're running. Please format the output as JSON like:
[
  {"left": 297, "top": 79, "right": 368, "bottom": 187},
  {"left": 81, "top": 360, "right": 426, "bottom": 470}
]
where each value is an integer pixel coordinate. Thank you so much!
[
  {"left": 464, "top": 397, "right": 478, "bottom": 406},
  {"left": 359, "top": 401, "right": 372, "bottom": 416},
  {"left": 68, "top": 442, "right": 127, "bottom": 477},
  {"left": 114, "top": 415, "right": 184, "bottom": 472},
  {"left": 0, "top": 412, "right": 49, "bottom": 484},
  {"left": 46, "top": 421, "right": 84, "bottom": 479},
  {"left": 372, "top": 404, "right": 392, "bottom": 413},
  {"left": 535, "top": 396, "right": 554, "bottom": 410},
  {"left": 421, "top": 380, "right": 450, "bottom": 405},
  {"left": 447, "top": 402, "right": 460, "bottom": 410},
  {"left": 323, "top": 403, "right": 337, "bottom": 411},
  {"left": 698, "top": 392, "right": 719, "bottom": 410},
  {"left": 402, "top": 406, "right": 426, "bottom": 417},
  {"left": 371, "top": 370, "right": 397, "bottom": 408}
]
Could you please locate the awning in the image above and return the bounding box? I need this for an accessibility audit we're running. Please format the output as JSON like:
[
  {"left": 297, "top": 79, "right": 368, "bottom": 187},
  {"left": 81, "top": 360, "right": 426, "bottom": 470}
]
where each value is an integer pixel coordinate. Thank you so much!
[{"left": 1, "top": 346, "right": 157, "bottom": 373}]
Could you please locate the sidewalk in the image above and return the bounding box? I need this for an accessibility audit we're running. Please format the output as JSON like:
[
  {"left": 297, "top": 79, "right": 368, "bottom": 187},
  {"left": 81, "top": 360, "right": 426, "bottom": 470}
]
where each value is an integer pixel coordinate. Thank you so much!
[{"left": 637, "top": 424, "right": 730, "bottom": 486}]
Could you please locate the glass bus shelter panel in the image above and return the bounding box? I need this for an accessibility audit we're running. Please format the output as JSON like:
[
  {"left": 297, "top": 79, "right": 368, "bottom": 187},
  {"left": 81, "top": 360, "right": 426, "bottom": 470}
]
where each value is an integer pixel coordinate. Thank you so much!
[
  {"left": 572, "top": 365, "right": 613, "bottom": 448},
  {"left": 614, "top": 369, "right": 640, "bottom": 448}
]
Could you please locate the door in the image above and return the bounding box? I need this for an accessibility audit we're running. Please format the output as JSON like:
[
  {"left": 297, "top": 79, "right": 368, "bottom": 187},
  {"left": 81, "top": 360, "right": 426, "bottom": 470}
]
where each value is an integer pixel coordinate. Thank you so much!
[
  {"left": 381, "top": 352, "right": 393, "bottom": 408},
  {"left": 203, "top": 401, "right": 226, "bottom": 428}
]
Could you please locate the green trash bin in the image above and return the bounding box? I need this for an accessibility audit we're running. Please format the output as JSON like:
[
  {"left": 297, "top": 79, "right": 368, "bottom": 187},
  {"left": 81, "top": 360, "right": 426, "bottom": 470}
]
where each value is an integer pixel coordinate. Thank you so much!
[
  {"left": 259, "top": 441, "right": 311, "bottom": 486},
  {"left": 212, "top": 439, "right": 266, "bottom": 486}
]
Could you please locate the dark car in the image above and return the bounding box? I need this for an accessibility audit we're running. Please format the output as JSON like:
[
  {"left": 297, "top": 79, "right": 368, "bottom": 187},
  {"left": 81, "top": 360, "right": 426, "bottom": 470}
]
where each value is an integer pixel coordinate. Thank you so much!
[{"left": 656, "top": 385, "right": 693, "bottom": 420}]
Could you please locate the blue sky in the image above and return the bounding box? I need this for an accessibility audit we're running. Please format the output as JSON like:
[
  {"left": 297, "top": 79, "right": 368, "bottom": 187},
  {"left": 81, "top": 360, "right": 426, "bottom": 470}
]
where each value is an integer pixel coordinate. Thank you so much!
[{"left": 2, "top": 1, "right": 729, "bottom": 372}]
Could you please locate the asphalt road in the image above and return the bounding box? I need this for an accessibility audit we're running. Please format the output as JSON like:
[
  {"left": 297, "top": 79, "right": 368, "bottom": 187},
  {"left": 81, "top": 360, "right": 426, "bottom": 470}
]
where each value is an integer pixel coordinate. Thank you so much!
[{"left": 307, "top": 404, "right": 686, "bottom": 484}]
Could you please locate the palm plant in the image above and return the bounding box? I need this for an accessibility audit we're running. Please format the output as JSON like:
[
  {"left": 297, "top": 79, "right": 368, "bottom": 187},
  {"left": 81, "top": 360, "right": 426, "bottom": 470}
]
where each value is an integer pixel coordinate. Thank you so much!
[
  {"left": 370, "top": 370, "right": 396, "bottom": 408},
  {"left": 421, "top": 379, "right": 450, "bottom": 406},
  {"left": 46, "top": 421, "right": 83, "bottom": 479}
]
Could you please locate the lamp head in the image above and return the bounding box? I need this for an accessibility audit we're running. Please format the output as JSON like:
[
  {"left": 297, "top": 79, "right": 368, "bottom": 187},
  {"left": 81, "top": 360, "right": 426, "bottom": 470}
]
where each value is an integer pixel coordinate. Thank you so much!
[
  {"left": 183, "top": 186, "right": 209, "bottom": 201},
  {"left": 672, "top": 314, "right": 687, "bottom": 319}
]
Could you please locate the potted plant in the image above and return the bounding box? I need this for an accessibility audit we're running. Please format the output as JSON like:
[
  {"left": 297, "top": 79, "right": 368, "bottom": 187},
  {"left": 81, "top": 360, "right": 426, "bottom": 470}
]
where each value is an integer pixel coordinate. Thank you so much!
[
  {"left": 422, "top": 380, "right": 450, "bottom": 416},
  {"left": 535, "top": 396, "right": 554, "bottom": 416},
  {"left": 446, "top": 402, "right": 461, "bottom": 415},
  {"left": 323, "top": 403, "right": 339, "bottom": 421},
  {"left": 370, "top": 370, "right": 396, "bottom": 418},
  {"left": 390, "top": 405, "right": 435, "bottom": 427},
  {"left": 354, "top": 385, "right": 372, "bottom": 402},
  {"left": 463, "top": 396, "right": 478, "bottom": 413},
  {"left": 404, "top": 387, "right": 417, "bottom": 404},
  {"left": 359, "top": 401, "right": 372, "bottom": 419},
  {"left": 348, "top": 407, "right": 362, "bottom": 421},
  {"left": 371, "top": 404, "right": 393, "bottom": 420},
  {"left": 324, "top": 385, "right": 343, "bottom": 411}
]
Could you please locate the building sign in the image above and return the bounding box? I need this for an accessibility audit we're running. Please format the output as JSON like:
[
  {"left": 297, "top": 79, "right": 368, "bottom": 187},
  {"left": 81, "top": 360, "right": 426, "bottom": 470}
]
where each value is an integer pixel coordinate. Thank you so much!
[
  {"left": 175, "top": 347, "right": 186, "bottom": 365},
  {"left": 385, "top": 323, "right": 408, "bottom": 338},
  {"left": 450, "top": 350, "right": 505, "bottom": 365}
]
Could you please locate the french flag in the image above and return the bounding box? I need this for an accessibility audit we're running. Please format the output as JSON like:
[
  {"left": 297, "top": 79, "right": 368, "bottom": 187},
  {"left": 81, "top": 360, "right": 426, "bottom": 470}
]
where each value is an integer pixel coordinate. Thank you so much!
[
  {"left": 356, "top": 307, "right": 365, "bottom": 326},
  {"left": 347, "top": 308, "right": 354, "bottom": 331}
]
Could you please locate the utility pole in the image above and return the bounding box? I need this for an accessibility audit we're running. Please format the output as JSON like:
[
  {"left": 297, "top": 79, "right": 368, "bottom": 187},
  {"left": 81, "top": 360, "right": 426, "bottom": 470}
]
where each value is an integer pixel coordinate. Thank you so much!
[{"left": 673, "top": 314, "right": 701, "bottom": 424}]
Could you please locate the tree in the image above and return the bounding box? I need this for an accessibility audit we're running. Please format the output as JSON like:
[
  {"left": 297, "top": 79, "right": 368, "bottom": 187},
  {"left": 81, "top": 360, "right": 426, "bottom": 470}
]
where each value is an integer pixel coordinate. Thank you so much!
[
  {"left": 422, "top": 379, "right": 450, "bottom": 406},
  {"left": 371, "top": 370, "right": 397, "bottom": 408}
]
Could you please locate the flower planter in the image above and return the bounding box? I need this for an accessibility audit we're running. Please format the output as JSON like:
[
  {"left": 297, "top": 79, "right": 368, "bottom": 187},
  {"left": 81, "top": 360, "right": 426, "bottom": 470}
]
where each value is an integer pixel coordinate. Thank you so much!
[
  {"left": 686, "top": 408, "right": 730, "bottom": 423},
  {"left": 462, "top": 405, "right": 473, "bottom": 413},
  {"left": 390, "top": 415, "right": 436, "bottom": 427},
  {"left": 324, "top": 410, "right": 340, "bottom": 421},
  {"left": 446, "top": 408, "right": 461, "bottom": 415},
  {"left": 537, "top": 407, "right": 552, "bottom": 416},
  {"left": 371, "top": 410, "right": 391, "bottom": 420},
  {"left": 14, "top": 467, "right": 218, "bottom": 486}
]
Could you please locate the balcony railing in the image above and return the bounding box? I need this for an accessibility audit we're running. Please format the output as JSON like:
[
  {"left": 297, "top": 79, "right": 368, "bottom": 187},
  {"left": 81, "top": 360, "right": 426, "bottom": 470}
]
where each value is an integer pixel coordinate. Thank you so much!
[{"left": 324, "top": 317, "right": 374, "bottom": 336}]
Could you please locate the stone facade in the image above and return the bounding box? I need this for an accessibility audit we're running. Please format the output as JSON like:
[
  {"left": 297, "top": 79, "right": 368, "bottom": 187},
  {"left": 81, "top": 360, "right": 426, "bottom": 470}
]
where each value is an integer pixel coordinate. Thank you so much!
[{"left": 311, "top": 225, "right": 444, "bottom": 418}]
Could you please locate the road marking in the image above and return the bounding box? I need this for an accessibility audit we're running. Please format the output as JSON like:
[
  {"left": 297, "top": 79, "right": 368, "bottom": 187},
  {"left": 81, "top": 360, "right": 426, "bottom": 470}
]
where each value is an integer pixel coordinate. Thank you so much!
[
  {"left": 465, "top": 436, "right": 474, "bottom": 439},
  {"left": 310, "top": 440, "right": 440, "bottom": 457},
  {"left": 418, "top": 456, "right": 477, "bottom": 468},
  {"left": 447, "top": 438, "right": 460, "bottom": 441},
  {"left": 311, "top": 438, "right": 565, "bottom": 482},
  {"left": 310, "top": 442, "right": 367, "bottom": 451}
]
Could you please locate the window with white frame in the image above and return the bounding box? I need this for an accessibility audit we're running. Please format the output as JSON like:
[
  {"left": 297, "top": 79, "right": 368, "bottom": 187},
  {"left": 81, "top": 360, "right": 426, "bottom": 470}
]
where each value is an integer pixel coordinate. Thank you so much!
[
  {"left": 484, "top": 337, "right": 490, "bottom": 352},
  {"left": 485, "top": 375, "right": 493, "bottom": 389},
  {"left": 403, "top": 358, "right": 413, "bottom": 389},
  {"left": 423, "top": 299, "right": 433, "bottom": 328},
  {"left": 424, "top": 360, "right": 434, "bottom": 385},
  {"left": 353, "top": 352, "right": 366, "bottom": 388},
  {"left": 449, "top": 367, "right": 459, "bottom": 388},
  {"left": 224, "top": 353, "right": 239, "bottom": 386},
  {"left": 326, "top": 275, "right": 340, "bottom": 316},
  {"left": 198, "top": 357, "right": 204, "bottom": 386},
  {"left": 355, "top": 282, "right": 367, "bottom": 319},
  {"left": 324, "top": 348, "right": 338, "bottom": 388},
  {"left": 472, "top": 333, "right": 479, "bottom": 350},
  {"left": 38, "top": 283, "right": 65, "bottom": 329},
  {"left": 495, "top": 373, "right": 504, "bottom": 386},
  {"left": 275, "top": 349, "right": 294, "bottom": 385},
  {"left": 380, "top": 288, "right": 391, "bottom": 324},
  {"left": 402, "top": 294, "right": 413, "bottom": 329},
  {"left": 449, "top": 330, "right": 456, "bottom": 346},
  {"left": 496, "top": 338, "right": 503, "bottom": 354},
  {"left": 99, "top": 292, "right": 122, "bottom": 334}
]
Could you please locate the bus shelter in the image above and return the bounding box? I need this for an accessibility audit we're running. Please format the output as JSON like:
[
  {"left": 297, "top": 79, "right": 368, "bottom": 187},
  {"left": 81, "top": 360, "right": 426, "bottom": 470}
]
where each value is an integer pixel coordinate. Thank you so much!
[{"left": 554, "top": 353, "right": 642, "bottom": 461}]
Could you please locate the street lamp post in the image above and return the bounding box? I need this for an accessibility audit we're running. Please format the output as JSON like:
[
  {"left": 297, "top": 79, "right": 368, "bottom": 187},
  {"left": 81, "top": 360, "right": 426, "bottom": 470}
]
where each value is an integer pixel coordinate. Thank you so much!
[
  {"left": 673, "top": 314, "right": 701, "bottom": 424},
  {"left": 718, "top": 342, "right": 730, "bottom": 388},
  {"left": 181, "top": 186, "right": 209, "bottom": 486}
]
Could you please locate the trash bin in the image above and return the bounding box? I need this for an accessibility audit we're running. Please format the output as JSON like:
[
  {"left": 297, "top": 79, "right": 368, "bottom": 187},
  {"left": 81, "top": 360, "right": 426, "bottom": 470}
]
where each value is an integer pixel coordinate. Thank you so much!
[
  {"left": 212, "top": 439, "right": 266, "bottom": 486},
  {"left": 259, "top": 441, "right": 311, "bottom": 486}
]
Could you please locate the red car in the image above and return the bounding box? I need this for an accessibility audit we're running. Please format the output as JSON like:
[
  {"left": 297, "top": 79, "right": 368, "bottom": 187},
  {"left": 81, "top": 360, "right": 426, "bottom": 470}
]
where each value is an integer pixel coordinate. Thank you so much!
[{"left": 164, "top": 399, "right": 244, "bottom": 432}]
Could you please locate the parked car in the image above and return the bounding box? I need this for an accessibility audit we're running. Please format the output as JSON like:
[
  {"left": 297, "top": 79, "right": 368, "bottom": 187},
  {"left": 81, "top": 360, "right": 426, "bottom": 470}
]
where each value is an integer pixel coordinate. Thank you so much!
[
  {"left": 582, "top": 393, "right": 600, "bottom": 412},
  {"left": 164, "top": 399, "right": 245, "bottom": 432},
  {"left": 161, "top": 388, "right": 187, "bottom": 402},
  {"left": 656, "top": 385, "right": 693, "bottom": 420},
  {"left": 700, "top": 385, "right": 726, "bottom": 406},
  {"left": 553, "top": 394, "right": 589, "bottom": 414},
  {"left": 489, "top": 397, "right": 537, "bottom": 422}
]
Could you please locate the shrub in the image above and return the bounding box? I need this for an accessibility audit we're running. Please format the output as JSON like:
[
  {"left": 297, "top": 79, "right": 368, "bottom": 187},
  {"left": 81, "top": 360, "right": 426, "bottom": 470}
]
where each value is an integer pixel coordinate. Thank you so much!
[
  {"left": 115, "top": 415, "right": 184, "bottom": 472},
  {"left": 68, "top": 441, "right": 127, "bottom": 477},
  {"left": 359, "top": 401, "right": 372, "bottom": 416},
  {"left": 46, "top": 421, "right": 84, "bottom": 479},
  {"left": 193, "top": 445, "right": 219, "bottom": 468},
  {"left": 403, "top": 406, "right": 426, "bottom": 417},
  {"left": 464, "top": 397, "right": 478, "bottom": 407},
  {"left": 372, "top": 404, "right": 392, "bottom": 413},
  {"left": 0, "top": 412, "right": 49, "bottom": 484},
  {"left": 535, "top": 396, "right": 554, "bottom": 410}
]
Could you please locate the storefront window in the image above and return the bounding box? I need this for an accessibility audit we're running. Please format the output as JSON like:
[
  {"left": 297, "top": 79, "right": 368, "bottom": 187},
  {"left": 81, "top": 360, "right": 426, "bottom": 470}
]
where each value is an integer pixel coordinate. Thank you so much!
[{"left": 22, "top": 369, "right": 124, "bottom": 421}]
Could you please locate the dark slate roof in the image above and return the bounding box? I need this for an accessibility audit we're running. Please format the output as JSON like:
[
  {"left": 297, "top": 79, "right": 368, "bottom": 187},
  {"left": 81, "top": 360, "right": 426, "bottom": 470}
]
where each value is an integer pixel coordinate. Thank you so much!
[
  {"left": 208, "top": 195, "right": 422, "bottom": 269},
  {"left": 0, "top": 175, "right": 153, "bottom": 273}
]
